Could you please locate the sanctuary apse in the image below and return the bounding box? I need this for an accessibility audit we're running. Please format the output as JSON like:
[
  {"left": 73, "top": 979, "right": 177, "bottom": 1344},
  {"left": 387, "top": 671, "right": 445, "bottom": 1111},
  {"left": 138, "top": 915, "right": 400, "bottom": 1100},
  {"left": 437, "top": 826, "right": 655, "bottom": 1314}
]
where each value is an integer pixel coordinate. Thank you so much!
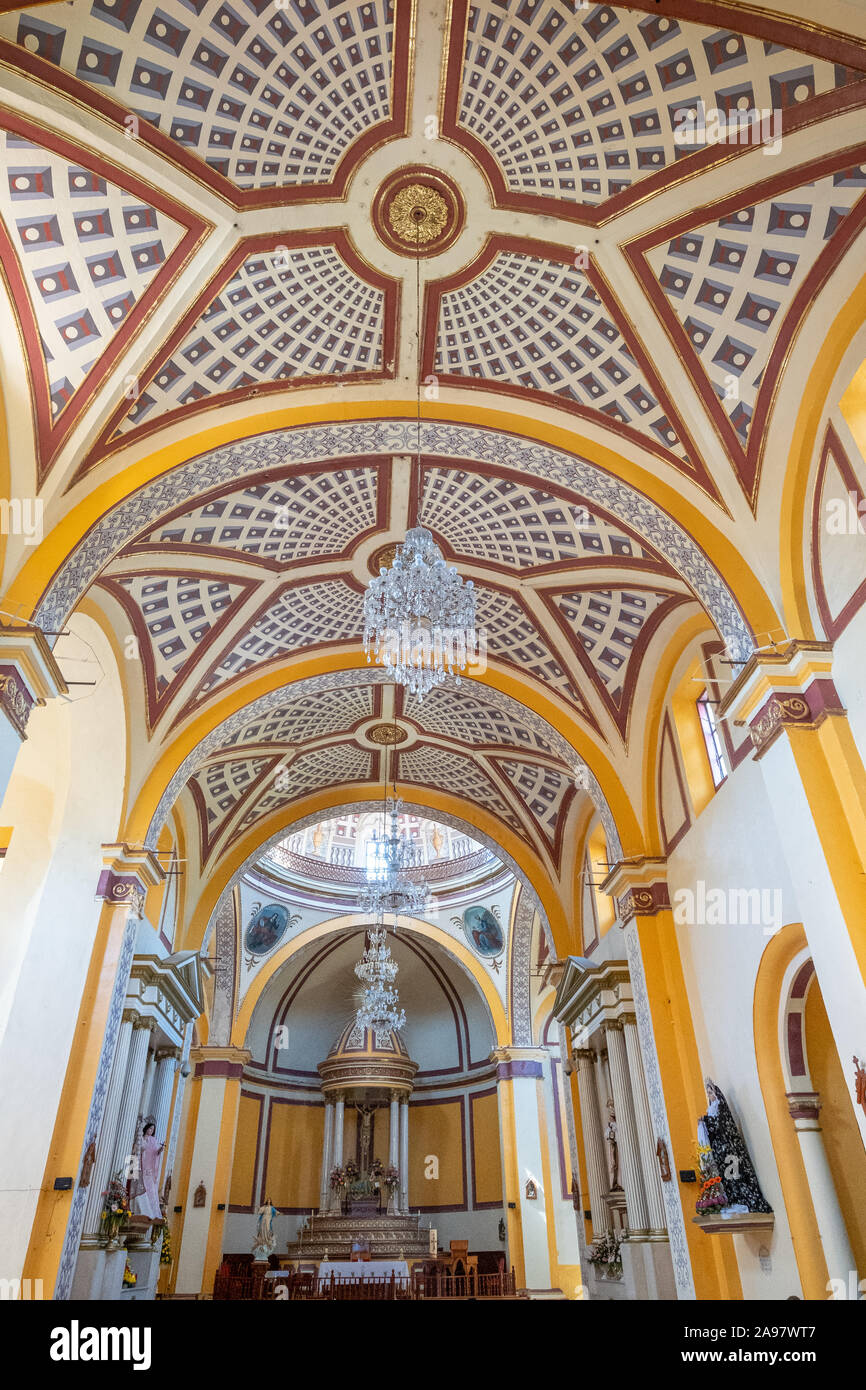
[{"left": 0, "top": 0, "right": 865, "bottom": 1314}]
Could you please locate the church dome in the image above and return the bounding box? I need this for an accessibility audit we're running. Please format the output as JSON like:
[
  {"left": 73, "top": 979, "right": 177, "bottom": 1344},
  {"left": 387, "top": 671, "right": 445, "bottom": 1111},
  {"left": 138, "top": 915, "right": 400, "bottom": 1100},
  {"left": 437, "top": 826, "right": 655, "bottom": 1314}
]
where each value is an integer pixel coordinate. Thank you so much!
[{"left": 318, "top": 1017, "right": 418, "bottom": 1095}]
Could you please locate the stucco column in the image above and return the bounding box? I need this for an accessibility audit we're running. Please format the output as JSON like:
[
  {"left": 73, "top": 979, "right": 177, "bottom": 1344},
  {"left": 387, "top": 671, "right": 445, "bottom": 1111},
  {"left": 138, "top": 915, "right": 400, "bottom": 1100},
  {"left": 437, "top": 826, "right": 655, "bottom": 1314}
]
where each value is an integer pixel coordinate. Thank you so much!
[
  {"left": 32, "top": 845, "right": 164, "bottom": 1300},
  {"left": 139, "top": 1046, "right": 158, "bottom": 1122},
  {"left": 574, "top": 1049, "right": 609, "bottom": 1239},
  {"left": 399, "top": 1097, "right": 409, "bottom": 1214},
  {"left": 722, "top": 643, "right": 866, "bottom": 1150},
  {"left": 787, "top": 1092, "right": 855, "bottom": 1286},
  {"left": 151, "top": 1048, "right": 180, "bottom": 1146},
  {"left": 319, "top": 1098, "right": 334, "bottom": 1213},
  {"left": 603, "top": 1020, "right": 650, "bottom": 1236},
  {"left": 601, "top": 857, "right": 741, "bottom": 1300},
  {"left": 173, "top": 1047, "right": 250, "bottom": 1296},
  {"left": 333, "top": 1092, "right": 345, "bottom": 1167},
  {"left": 80, "top": 1010, "right": 136, "bottom": 1240},
  {"left": 389, "top": 1094, "right": 400, "bottom": 1169},
  {"left": 622, "top": 1014, "right": 667, "bottom": 1235},
  {"left": 492, "top": 1047, "right": 554, "bottom": 1291},
  {"left": 110, "top": 1016, "right": 156, "bottom": 1191}
]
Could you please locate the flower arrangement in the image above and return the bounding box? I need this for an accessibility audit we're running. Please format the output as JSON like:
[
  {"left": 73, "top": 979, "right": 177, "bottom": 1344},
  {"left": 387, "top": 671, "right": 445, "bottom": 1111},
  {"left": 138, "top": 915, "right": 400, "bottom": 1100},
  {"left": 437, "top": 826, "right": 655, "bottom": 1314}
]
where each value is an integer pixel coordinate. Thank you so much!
[
  {"left": 695, "top": 1141, "right": 726, "bottom": 1214},
  {"left": 159, "top": 1223, "right": 172, "bottom": 1267},
  {"left": 383, "top": 1166, "right": 400, "bottom": 1193},
  {"left": 344, "top": 1159, "right": 359, "bottom": 1182},
  {"left": 370, "top": 1157, "right": 384, "bottom": 1180},
  {"left": 99, "top": 1178, "right": 131, "bottom": 1245},
  {"left": 586, "top": 1231, "right": 622, "bottom": 1276},
  {"left": 329, "top": 1165, "right": 346, "bottom": 1190},
  {"left": 122, "top": 1261, "right": 137, "bottom": 1289}
]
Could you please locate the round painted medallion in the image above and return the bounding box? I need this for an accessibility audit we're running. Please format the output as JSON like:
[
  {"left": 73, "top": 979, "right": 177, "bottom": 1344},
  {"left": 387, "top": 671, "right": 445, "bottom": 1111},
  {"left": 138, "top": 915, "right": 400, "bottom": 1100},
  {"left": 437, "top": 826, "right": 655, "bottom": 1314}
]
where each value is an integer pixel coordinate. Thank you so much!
[
  {"left": 462, "top": 905, "right": 504, "bottom": 957},
  {"left": 372, "top": 167, "right": 466, "bottom": 258},
  {"left": 245, "top": 902, "right": 290, "bottom": 956}
]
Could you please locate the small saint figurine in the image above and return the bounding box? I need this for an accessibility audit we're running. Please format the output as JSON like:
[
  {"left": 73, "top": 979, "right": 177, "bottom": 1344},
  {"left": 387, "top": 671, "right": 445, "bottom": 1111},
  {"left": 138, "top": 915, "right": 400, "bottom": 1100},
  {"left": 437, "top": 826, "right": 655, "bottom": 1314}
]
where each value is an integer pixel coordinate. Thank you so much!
[
  {"left": 252, "top": 1196, "right": 278, "bottom": 1261},
  {"left": 604, "top": 1100, "right": 620, "bottom": 1190}
]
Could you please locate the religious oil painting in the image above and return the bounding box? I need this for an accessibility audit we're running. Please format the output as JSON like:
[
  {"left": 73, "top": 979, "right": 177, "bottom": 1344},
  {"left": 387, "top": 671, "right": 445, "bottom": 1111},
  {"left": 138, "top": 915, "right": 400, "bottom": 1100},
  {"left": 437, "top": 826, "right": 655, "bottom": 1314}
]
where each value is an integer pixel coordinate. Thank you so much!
[
  {"left": 462, "top": 905, "right": 504, "bottom": 958},
  {"left": 245, "top": 903, "right": 291, "bottom": 956}
]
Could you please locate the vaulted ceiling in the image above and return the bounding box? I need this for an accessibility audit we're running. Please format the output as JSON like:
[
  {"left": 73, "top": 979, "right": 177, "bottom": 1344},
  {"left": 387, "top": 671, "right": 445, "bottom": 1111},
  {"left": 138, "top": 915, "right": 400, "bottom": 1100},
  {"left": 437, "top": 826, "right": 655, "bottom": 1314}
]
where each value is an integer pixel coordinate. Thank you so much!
[{"left": 1, "top": 0, "right": 864, "bottom": 897}]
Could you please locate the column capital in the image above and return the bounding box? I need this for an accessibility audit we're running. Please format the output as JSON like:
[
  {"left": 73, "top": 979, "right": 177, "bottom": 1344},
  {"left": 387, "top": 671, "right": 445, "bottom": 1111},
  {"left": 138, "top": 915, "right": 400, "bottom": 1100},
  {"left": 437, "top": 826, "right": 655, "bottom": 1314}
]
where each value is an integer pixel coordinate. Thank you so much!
[
  {"left": 132, "top": 1015, "right": 157, "bottom": 1033},
  {"left": 96, "top": 843, "right": 165, "bottom": 917},
  {"left": 490, "top": 1045, "right": 545, "bottom": 1080},
  {"left": 786, "top": 1090, "right": 822, "bottom": 1123},
  {"left": 619, "top": 1012, "right": 638, "bottom": 1028},
  {"left": 190, "top": 1046, "right": 251, "bottom": 1079},
  {"left": 573, "top": 1048, "right": 597, "bottom": 1062},
  {"left": 0, "top": 622, "right": 67, "bottom": 739},
  {"left": 121, "top": 1007, "right": 141, "bottom": 1027},
  {"left": 600, "top": 857, "right": 669, "bottom": 924},
  {"left": 720, "top": 640, "right": 845, "bottom": 759},
  {"left": 155, "top": 1046, "right": 181, "bottom": 1062},
  {"left": 600, "top": 1017, "right": 625, "bottom": 1033}
]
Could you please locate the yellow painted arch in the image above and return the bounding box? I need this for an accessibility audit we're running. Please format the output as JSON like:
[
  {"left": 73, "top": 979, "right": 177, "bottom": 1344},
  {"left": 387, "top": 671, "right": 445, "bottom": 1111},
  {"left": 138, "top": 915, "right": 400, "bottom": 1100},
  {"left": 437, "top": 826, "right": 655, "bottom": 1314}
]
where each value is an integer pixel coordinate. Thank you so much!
[
  {"left": 639, "top": 611, "right": 716, "bottom": 853},
  {"left": 8, "top": 397, "right": 777, "bottom": 640},
  {"left": 114, "top": 649, "right": 641, "bottom": 885},
  {"left": 753, "top": 923, "right": 829, "bottom": 1300},
  {"left": 230, "top": 910, "right": 509, "bottom": 1049},
  {"left": 779, "top": 269, "right": 866, "bottom": 639},
  {"left": 176, "top": 778, "right": 570, "bottom": 960}
]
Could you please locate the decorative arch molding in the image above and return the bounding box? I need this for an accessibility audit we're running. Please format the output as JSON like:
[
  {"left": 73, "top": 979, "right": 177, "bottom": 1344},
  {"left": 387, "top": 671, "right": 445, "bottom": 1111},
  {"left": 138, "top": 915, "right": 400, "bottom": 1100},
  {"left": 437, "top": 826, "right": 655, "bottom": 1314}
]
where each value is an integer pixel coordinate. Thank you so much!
[
  {"left": 35, "top": 420, "right": 752, "bottom": 660},
  {"left": 248, "top": 924, "right": 498, "bottom": 1077},
  {"left": 146, "top": 668, "right": 623, "bottom": 862},
  {"left": 200, "top": 793, "right": 553, "bottom": 1051},
  {"left": 753, "top": 923, "right": 828, "bottom": 1300},
  {"left": 230, "top": 910, "right": 509, "bottom": 1051}
]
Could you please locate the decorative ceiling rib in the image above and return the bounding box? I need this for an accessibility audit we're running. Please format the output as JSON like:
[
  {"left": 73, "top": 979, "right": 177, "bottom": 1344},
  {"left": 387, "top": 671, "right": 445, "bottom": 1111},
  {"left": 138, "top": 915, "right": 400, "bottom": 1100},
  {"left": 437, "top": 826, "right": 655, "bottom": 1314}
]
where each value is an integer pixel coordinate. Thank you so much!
[
  {"left": 0, "top": 109, "right": 209, "bottom": 478},
  {"left": 442, "top": 0, "right": 866, "bottom": 225}
]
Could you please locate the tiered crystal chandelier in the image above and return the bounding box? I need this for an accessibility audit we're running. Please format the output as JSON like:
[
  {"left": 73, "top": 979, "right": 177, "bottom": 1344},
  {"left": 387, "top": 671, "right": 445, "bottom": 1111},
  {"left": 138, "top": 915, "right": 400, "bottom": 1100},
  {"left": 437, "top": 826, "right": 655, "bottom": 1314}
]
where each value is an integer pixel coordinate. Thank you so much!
[
  {"left": 354, "top": 923, "right": 406, "bottom": 1033},
  {"left": 358, "top": 796, "right": 429, "bottom": 918},
  {"left": 362, "top": 223, "right": 476, "bottom": 702},
  {"left": 363, "top": 529, "right": 477, "bottom": 700}
]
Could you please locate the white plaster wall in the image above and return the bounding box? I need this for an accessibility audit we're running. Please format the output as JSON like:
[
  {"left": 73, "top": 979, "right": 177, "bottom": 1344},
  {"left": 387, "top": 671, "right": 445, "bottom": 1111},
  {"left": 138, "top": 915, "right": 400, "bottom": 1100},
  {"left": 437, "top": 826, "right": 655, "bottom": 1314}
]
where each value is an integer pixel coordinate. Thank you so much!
[
  {"left": 830, "top": 600, "right": 866, "bottom": 769},
  {"left": 174, "top": 1075, "right": 229, "bottom": 1295},
  {"left": 0, "top": 614, "right": 126, "bottom": 1284},
  {"left": 667, "top": 756, "right": 804, "bottom": 1300}
]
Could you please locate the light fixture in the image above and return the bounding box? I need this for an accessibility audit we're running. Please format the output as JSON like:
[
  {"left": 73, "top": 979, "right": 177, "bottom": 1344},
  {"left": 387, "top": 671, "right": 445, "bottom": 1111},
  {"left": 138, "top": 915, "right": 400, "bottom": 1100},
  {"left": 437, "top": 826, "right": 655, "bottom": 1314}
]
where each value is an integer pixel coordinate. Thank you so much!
[
  {"left": 354, "top": 921, "right": 406, "bottom": 1033},
  {"left": 362, "top": 220, "right": 476, "bottom": 701}
]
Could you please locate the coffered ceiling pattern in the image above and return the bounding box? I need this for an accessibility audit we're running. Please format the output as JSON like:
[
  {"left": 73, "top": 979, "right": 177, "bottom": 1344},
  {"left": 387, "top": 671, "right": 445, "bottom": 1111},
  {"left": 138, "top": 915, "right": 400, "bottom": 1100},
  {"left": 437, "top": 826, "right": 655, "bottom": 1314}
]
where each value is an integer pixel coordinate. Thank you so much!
[
  {"left": 454, "top": 0, "right": 860, "bottom": 210},
  {"left": 112, "top": 242, "right": 391, "bottom": 438},
  {"left": 0, "top": 0, "right": 400, "bottom": 191},
  {"left": 1, "top": 0, "right": 864, "bottom": 883}
]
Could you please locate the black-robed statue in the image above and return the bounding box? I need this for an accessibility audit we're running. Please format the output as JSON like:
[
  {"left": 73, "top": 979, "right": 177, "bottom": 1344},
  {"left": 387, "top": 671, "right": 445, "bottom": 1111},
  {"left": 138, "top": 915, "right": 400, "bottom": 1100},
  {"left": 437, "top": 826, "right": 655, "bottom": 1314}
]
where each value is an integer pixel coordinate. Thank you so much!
[{"left": 696, "top": 1079, "right": 772, "bottom": 1216}]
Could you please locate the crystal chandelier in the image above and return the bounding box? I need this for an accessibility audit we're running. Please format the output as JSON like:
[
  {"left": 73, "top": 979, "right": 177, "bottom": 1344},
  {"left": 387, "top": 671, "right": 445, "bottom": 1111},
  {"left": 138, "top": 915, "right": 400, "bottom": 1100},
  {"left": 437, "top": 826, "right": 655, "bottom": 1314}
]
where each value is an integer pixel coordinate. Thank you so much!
[
  {"left": 359, "top": 797, "right": 430, "bottom": 918},
  {"left": 363, "top": 528, "right": 476, "bottom": 700},
  {"left": 354, "top": 925, "right": 398, "bottom": 985},
  {"left": 356, "top": 979, "right": 406, "bottom": 1034},
  {"left": 362, "top": 222, "right": 476, "bottom": 701},
  {"left": 354, "top": 922, "right": 406, "bottom": 1032}
]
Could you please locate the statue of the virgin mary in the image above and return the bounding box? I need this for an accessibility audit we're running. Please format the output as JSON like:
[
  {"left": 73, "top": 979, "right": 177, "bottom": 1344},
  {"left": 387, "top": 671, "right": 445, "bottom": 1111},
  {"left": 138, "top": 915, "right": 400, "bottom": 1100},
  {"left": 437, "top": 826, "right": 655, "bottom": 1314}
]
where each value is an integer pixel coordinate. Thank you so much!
[
  {"left": 132, "top": 1117, "right": 164, "bottom": 1221},
  {"left": 697, "top": 1079, "right": 772, "bottom": 1216}
]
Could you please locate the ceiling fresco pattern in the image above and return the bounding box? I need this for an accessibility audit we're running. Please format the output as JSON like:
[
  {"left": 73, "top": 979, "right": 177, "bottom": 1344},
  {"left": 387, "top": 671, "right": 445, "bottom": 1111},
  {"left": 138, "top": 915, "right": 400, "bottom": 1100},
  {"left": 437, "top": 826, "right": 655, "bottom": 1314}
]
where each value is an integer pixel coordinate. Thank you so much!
[{"left": 1, "top": 0, "right": 863, "bottom": 884}]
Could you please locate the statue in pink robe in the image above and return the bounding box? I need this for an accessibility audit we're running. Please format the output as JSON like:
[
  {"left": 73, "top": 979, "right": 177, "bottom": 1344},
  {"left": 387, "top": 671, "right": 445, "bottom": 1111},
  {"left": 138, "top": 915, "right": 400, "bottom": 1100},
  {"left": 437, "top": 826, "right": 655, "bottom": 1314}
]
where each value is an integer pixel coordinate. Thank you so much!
[{"left": 137, "top": 1122, "right": 164, "bottom": 1221}]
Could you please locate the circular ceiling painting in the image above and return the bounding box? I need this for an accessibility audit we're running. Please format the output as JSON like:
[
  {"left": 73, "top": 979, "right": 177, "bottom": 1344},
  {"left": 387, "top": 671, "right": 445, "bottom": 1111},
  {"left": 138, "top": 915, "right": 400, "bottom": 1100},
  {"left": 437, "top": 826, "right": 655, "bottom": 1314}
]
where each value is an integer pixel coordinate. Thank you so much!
[
  {"left": 462, "top": 905, "right": 504, "bottom": 958},
  {"left": 245, "top": 902, "right": 291, "bottom": 956}
]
